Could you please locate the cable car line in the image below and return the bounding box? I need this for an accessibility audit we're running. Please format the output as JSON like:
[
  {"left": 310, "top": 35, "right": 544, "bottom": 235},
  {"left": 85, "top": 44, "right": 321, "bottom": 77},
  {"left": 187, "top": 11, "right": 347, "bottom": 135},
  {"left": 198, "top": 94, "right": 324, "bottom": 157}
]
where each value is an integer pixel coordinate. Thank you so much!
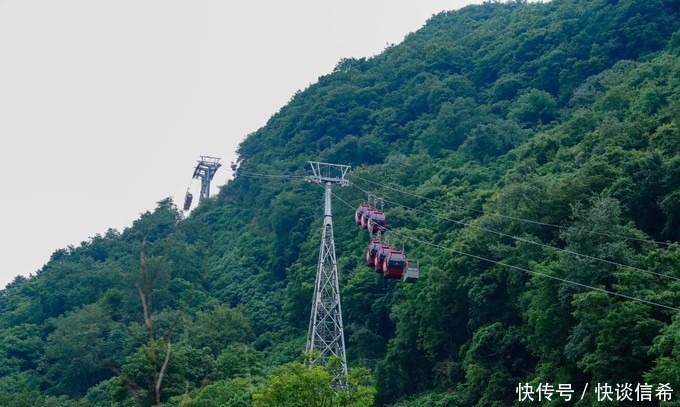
[
  {"left": 349, "top": 182, "right": 680, "bottom": 283},
  {"left": 238, "top": 171, "right": 307, "bottom": 179},
  {"left": 389, "top": 226, "right": 680, "bottom": 312},
  {"left": 237, "top": 170, "right": 680, "bottom": 283},
  {"left": 331, "top": 191, "right": 680, "bottom": 313},
  {"left": 320, "top": 182, "right": 418, "bottom": 282},
  {"left": 234, "top": 169, "right": 676, "bottom": 247},
  {"left": 349, "top": 173, "right": 680, "bottom": 248},
  {"left": 225, "top": 169, "right": 679, "bottom": 311}
]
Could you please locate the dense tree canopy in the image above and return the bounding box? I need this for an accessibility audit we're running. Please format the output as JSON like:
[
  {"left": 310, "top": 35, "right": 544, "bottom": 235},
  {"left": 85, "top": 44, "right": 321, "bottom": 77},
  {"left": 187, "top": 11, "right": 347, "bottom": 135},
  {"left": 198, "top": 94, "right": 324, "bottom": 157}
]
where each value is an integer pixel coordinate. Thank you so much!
[{"left": 2, "top": 0, "right": 680, "bottom": 405}]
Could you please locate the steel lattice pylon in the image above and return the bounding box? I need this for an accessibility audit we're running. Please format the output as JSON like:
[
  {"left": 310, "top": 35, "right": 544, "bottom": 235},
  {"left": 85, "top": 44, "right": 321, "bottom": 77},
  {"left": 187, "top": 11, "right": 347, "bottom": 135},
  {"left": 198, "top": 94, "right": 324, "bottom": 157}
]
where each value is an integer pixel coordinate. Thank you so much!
[
  {"left": 192, "top": 156, "right": 221, "bottom": 201},
  {"left": 305, "top": 161, "right": 350, "bottom": 386}
]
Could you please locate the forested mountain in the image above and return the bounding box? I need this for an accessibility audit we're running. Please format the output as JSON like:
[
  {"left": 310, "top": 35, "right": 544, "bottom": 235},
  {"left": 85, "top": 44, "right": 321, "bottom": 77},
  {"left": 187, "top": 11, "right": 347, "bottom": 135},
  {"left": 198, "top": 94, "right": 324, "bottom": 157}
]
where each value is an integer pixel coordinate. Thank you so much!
[{"left": 3, "top": 0, "right": 680, "bottom": 405}]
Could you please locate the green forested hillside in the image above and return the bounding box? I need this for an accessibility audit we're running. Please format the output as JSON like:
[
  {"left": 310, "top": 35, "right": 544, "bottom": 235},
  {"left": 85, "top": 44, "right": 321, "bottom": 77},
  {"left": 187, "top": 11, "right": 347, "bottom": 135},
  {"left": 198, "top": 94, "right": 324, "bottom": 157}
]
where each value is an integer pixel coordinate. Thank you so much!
[{"left": 3, "top": 0, "right": 680, "bottom": 405}]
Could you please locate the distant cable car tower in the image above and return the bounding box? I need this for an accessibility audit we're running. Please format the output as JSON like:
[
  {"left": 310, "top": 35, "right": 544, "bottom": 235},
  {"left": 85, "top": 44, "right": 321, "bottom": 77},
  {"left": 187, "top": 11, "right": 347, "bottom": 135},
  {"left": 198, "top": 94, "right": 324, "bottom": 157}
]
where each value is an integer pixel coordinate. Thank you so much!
[
  {"left": 305, "top": 161, "right": 350, "bottom": 387},
  {"left": 192, "top": 156, "right": 221, "bottom": 202}
]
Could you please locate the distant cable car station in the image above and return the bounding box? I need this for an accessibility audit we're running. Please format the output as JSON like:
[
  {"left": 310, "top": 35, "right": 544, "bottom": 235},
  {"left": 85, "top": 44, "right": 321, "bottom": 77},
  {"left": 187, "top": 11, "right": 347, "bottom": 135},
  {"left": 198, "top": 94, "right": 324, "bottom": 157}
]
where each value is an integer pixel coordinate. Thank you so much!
[
  {"left": 183, "top": 155, "right": 221, "bottom": 211},
  {"left": 193, "top": 156, "right": 221, "bottom": 201}
]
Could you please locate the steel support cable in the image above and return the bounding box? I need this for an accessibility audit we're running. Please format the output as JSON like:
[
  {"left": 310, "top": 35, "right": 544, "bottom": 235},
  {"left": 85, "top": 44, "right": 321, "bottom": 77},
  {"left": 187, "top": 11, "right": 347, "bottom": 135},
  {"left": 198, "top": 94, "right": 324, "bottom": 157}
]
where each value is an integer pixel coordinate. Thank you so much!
[
  {"left": 185, "top": 164, "right": 196, "bottom": 191},
  {"left": 228, "top": 172, "right": 680, "bottom": 312},
  {"left": 331, "top": 191, "right": 680, "bottom": 313},
  {"left": 349, "top": 181, "right": 680, "bottom": 283},
  {"left": 348, "top": 173, "right": 680, "bottom": 248},
  {"left": 238, "top": 170, "right": 679, "bottom": 282},
  {"left": 237, "top": 171, "right": 307, "bottom": 179}
]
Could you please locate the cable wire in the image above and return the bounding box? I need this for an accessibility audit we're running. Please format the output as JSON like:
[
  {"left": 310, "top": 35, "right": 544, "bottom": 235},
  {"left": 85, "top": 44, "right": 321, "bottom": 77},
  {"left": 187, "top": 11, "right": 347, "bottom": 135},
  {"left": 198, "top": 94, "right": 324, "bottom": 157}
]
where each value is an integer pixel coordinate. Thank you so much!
[
  {"left": 349, "top": 173, "right": 680, "bottom": 248},
  {"left": 235, "top": 169, "right": 680, "bottom": 311},
  {"left": 237, "top": 171, "right": 307, "bottom": 180},
  {"left": 238, "top": 169, "right": 679, "bottom": 282},
  {"left": 331, "top": 191, "right": 680, "bottom": 312},
  {"left": 236, "top": 169, "right": 679, "bottom": 282},
  {"left": 349, "top": 182, "right": 680, "bottom": 282}
]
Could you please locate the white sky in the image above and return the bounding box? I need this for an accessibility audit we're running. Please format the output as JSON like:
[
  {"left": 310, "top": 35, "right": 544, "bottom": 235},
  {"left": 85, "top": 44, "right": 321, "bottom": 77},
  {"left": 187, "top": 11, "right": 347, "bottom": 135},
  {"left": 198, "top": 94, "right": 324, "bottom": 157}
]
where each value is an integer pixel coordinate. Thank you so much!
[{"left": 0, "top": 0, "right": 485, "bottom": 288}]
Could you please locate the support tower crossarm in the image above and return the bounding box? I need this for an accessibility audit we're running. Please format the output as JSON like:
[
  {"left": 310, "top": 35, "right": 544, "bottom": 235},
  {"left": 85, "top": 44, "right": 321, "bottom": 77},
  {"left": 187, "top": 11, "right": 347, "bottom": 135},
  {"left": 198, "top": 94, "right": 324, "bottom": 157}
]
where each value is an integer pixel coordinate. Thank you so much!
[{"left": 192, "top": 156, "right": 221, "bottom": 201}]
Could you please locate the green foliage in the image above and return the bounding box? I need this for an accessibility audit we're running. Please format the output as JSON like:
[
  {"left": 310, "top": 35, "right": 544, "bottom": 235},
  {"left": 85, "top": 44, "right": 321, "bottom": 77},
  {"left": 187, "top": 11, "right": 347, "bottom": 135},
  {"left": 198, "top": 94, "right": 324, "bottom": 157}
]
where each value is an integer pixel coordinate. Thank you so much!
[
  {"left": 43, "top": 303, "right": 129, "bottom": 397},
  {"left": 117, "top": 341, "right": 215, "bottom": 404},
  {"left": 646, "top": 314, "right": 680, "bottom": 390},
  {"left": 216, "top": 343, "right": 265, "bottom": 379},
  {"left": 186, "top": 304, "right": 252, "bottom": 356},
  {"left": 182, "top": 377, "right": 257, "bottom": 407},
  {"left": 252, "top": 357, "right": 375, "bottom": 407},
  {"left": 508, "top": 88, "right": 558, "bottom": 126},
  {"left": 390, "top": 389, "right": 469, "bottom": 407},
  {"left": 2, "top": 1, "right": 680, "bottom": 405},
  {"left": 0, "top": 390, "right": 42, "bottom": 407},
  {"left": 460, "top": 120, "right": 526, "bottom": 163}
]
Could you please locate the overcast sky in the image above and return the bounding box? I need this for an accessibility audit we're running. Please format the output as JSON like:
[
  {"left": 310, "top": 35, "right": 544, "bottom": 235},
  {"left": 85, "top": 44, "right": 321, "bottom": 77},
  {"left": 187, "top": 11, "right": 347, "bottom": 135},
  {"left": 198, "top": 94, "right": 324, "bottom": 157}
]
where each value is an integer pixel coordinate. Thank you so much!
[{"left": 0, "top": 0, "right": 487, "bottom": 288}]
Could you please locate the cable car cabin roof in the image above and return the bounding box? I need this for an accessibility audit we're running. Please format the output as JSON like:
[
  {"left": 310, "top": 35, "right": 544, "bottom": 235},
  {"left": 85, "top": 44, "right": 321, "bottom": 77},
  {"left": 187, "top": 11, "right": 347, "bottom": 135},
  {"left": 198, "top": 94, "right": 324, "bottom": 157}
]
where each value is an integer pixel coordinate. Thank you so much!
[
  {"left": 368, "top": 211, "right": 386, "bottom": 232},
  {"left": 370, "top": 211, "right": 385, "bottom": 220},
  {"left": 387, "top": 252, "right": 405, "bottom": 265}
]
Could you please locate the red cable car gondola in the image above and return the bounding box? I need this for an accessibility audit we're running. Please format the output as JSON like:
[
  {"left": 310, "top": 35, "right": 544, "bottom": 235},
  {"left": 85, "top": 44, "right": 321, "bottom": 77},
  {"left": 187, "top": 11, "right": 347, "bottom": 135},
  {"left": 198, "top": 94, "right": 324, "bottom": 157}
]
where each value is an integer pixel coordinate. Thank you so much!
[
  {"left": 360, "top": 208, "right": 374, "bottom": 229},
  {"left": 355, "top": 203, "right": 371, "bottom": 226},
  {"left": 368, "top": 210, "right": 386, "bottom": 233},
  {"left": 366, "top": 240, "right": 383, "bottom": 267},
  {"left": 183, "top": 192, "right": 193, "bottom": 211},
  {"left": 383, "top": 249, "right": 406, "bottom": 279},
  {"left": 374, "top": 244, "right": 391, "bottom": 271},
  {"left": 362, "top": 208, "right": 383, "bottom": 230}
]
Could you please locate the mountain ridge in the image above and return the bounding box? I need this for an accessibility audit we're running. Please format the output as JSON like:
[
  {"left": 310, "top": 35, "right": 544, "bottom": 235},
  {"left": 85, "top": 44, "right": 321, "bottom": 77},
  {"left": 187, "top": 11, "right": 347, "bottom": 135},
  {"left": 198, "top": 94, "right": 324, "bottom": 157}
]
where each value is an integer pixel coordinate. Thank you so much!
[{"left": 2, "top": 0, "right": 680, "bottom": 405}]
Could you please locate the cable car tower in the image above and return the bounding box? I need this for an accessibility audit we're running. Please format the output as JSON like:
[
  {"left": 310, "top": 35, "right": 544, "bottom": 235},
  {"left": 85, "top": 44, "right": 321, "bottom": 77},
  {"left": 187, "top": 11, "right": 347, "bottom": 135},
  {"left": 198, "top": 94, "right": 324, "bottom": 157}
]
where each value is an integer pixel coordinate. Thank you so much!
[
  {"left": 305, "top": 161, "right": 350, "bottom": 386},
  {"left": 192, "top": 156, "right": 221, "bottom": 202}
]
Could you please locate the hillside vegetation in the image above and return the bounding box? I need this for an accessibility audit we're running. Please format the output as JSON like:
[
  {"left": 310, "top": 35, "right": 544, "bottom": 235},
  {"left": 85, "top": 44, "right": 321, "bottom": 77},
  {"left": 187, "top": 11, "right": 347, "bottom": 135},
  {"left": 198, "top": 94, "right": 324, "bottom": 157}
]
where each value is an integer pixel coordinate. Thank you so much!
[{"left": 2, "top": 0, "right": 680, "bottom": 405}]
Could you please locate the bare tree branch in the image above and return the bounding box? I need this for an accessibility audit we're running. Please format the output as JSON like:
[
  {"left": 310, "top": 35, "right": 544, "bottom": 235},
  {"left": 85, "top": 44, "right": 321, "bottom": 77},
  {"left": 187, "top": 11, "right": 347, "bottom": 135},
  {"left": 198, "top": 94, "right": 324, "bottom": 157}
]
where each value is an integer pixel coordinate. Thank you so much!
[{"left": 155, "top": 341, "right": 172, "bottom": 405}]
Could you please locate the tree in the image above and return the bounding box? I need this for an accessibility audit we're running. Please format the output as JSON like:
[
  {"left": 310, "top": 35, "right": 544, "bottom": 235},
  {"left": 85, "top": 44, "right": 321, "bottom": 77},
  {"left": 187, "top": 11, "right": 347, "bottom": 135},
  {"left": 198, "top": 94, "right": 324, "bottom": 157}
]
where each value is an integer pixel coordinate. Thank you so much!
[
  {"left": 117, "top": 341, "right": 214, "bottom": 405},
  {"left": 252, "top": 357, "right": 375, "bottom": 407},
  {"left": 646, "top": 314, "right": 680, "bottom": 390},
  {"left": 43, "top": 304, "right": 124, "bottom": 397},
  {"left": 187, "top": 304, "right": 253, "bottom": 356},
  {"left": 459, "top": 120, "right": 525, "bottom": 162},
  {"left": 182, "top": 377, "right": 257, "bottom": 407},
  {"left": 508, "top": 88, "right": 558, "bottom": 126}
]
